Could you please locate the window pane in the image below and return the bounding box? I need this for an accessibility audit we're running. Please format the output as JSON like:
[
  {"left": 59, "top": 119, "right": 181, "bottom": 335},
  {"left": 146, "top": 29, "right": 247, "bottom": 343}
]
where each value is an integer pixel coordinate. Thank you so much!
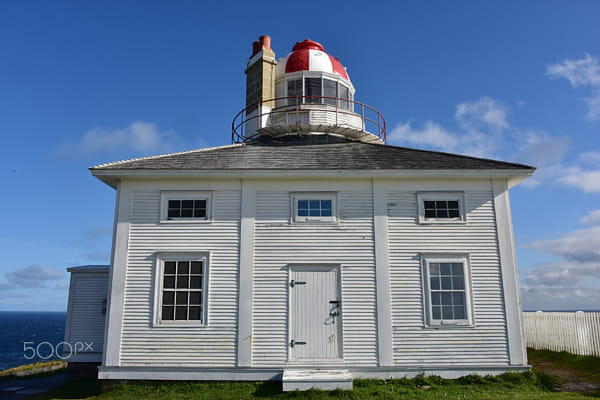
[
  {"left": 298, "top": 200, "right": 308, "bottom": 209},
  {"left": 452, "top": 263, "right": 463, "bottom": 275},
  {"left": 168, "top": 200, "right": 180, "bottom": 208},
  {"left": 175, "top": 306, "right": 187, "bottom": 320},
  {"left": 190, "top": 276, "right": 202, "bottom": 289},
  {"left": 194, "top": 200, "right": 206, "bottom": 209},
  {"left": 177, "top": 276, "right": 189, "bottom": 289},
  {"left": 176, "top": 292, "right": 188, "bottom": 305},
  {"left": 304, "top": 78, "right": 321, "bottom": 103},
  {"left": 454, "top": 306, "right": 466, "bottom": 319},
  {"left": 191, "top": 261, "right": 203, "bottom": 275},
  {"left": 436, "top": 209, "right": 448, "bottom": 218},
  {"left": 441, "top": 263, "right": 452, "bottom": 275},
  {"left": 441, "top": 277, "right": 452, "bottom": 290},
  {"left": 309, "top": 200, "right": 320, "bottom": 209},
  {"left": 181, "top": 209, "right": 193, "bottom": 218},
  {"left": 424, "top": 209, "right": 436, "bottom": 218},
  {"left": 177, "top": 261, "right": 189, "bottom": 275},
  {"left": 321, "top": 208, "right": 332, "bottom": 217},
  {"left": 432, "top": 306, "right": 441, "bottom": 320},
  {"left": 163, "top": 276, "right": 175, "bottom": 289},
  {"left": 321, "top": 200, "right": 332, "bottom": 210},
  {"left": 309, "top": 209, "right": 320, "bottom": 217},
  {"left": 163, "top": 291, "right": 174, "bottom": 305},
  {"left": 442, "top": 306, "right": 454, "bottom": 319},
  {"left": 189, "top": 306, "right": 202, "bottom": 320},
  {"left": 168, "top": 209, "right": 180, "bottom": 218},
  {"left": 162, "top": 306, "right": 174, "bottom": 320},
  {"left": 435, "top": 201, "right": 446, "bottom": 208},
  {"left": 448, "top": 209, "right": 460, "bottom": 218},
  {"left": 323, "top": 79, "right": 337, "bottom": 105},
  {"left": 189, "top": 291, "right": 202, "bottom": 305},
  {"left": 441, "top": 292, "right": 452, "bottom": 306},
  {"left": 298, "top": 209, "right": 309, "bottom": 216},
  {"left": 164, "top": 262, "right": 176, "bottom": 275},
  {"left": 448, "top": 201, "right": 459, "bottom": 208},
  {"left": 453, "top": 292, "right": 465, "bottom": 306},
  {"left": 452, "top": 277, "right": 465, "bottom": 290},
  {"left": 430, "top": 276, "right": 440, "bottom": 290},
  {"left": 429, "top": 263, "right": 440, "bottom": 275},
  {"left": 339, "top": 85, "right": 349, "bottom": 109},
  {"left": 424, "top": 201, "right": 435, "bottom": 209},
  {"left": 193, "top": 208, "right": 206, "bottom": 218},
  {"left": 431, "top": 292, "right": 441, "bottom": 305},
  {"left": 182, "top": 200, "right": 194, "bottom": 208}
]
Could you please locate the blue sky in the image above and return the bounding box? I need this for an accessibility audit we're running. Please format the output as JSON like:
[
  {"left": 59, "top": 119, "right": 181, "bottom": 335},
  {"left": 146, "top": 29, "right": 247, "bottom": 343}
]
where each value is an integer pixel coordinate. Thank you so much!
[{"left": 1, "top": 1, "right": 599, "bottom": 311}]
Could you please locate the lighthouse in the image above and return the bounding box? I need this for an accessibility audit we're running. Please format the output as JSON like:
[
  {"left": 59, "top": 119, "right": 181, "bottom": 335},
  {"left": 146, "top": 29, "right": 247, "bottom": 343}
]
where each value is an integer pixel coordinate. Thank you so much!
[{"left": 233, "top": 36, "right": 386, "bottom": 144}]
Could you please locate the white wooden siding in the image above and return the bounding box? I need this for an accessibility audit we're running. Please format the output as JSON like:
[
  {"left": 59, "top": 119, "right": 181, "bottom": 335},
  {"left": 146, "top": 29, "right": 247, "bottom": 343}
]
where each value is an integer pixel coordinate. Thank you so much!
[
  {"left": 387, "top": 184, "right": 510, "bottom": 366},
  {"left": 252, "top": 184, "right": 377, "bottom": 367},
  {"left": 119, "top": 181, "right": 241, "bottom": 367},
  {"left": 65, "top": 271, "right": 109, "bottom": 358}
]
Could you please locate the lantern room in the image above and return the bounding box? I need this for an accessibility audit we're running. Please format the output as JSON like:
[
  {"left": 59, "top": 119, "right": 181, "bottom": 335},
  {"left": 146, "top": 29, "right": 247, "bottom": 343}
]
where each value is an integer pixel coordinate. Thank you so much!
[{"left": 232, "top": 36, "right": 386, "bottom": 144}]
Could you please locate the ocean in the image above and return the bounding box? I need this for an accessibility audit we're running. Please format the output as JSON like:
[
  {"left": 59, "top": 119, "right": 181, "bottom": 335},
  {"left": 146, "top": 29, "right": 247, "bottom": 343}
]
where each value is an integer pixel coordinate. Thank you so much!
[{"left": 0, "top": 311, "right": 66, "bottom": 371}]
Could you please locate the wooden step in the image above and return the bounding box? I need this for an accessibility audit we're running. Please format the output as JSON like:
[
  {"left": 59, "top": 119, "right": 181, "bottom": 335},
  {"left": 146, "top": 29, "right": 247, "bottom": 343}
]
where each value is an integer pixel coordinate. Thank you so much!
[{"left": 282, "top": 369, "right": 353, "bottom": 391}]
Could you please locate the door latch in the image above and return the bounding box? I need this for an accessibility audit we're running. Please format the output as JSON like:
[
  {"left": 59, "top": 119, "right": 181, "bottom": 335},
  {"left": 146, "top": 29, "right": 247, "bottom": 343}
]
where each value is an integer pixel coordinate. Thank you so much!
[
  {"left": 290, "top": 339, "right": 306, "bottom": 348},
  {"left": 290, "top": 280, "right": 306, "bottom": 287}
]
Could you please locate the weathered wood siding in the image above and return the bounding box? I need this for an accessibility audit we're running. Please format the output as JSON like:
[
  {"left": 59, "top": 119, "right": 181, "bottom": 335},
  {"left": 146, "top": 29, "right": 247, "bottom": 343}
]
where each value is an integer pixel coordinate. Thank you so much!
[
  {"left": 65, "top": 270, "right": 109, "bottom": 360},
  {"left": 119, "top": 180, "right": 241, "bottom": 367},
  {"left": 387, "top": 181, "right": 509, "bottom": 367},
  {"left": 524, "top": 311, "right": 600, "bottom": 357},
  {"left": 252, "top": 181, "right": 378, "bottom": 366}
]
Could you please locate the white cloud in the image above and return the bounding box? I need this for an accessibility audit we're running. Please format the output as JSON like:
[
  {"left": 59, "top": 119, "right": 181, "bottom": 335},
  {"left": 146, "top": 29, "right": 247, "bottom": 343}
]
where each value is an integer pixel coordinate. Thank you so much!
[
  {"left": 5, "top": 265, "right": 64, "bottom": 288},
  {"left": 59, "top": 120, "right": 185, "bottom": 157},
  {"left": 581, "top": 209, "right": 600, "bottom": 226},
  {"left": 522, "top": 223, "right": 600, "bottom": 310},
  {"left": 557, "top": 166, "right": 600, "bottom": 193},
  {"left": 455, "top": 97, "right": 509, "bottom": 132},
  {"left": 576, "top": 151, "right": 600, "bottom": 166},
  {"left": 547, "top": 54, "right": 600, "bottom": 120},
  {"left": 389, "top": 121, "right": 459, "bottom": 152}
]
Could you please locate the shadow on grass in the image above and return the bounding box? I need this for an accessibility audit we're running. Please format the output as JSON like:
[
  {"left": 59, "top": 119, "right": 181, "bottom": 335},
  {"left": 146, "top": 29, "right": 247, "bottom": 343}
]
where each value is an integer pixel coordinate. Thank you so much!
[{"left": 27, "top": 378, "right": 103, "bottom": 400}]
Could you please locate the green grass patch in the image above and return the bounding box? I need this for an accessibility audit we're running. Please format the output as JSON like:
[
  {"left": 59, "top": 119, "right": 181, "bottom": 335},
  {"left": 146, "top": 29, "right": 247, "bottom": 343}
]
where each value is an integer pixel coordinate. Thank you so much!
[
  {"left": 0, "top": 360, "right": 66, "bottom": 380},
  {"left": 32, "top": 372, "right": 591, "bottom": 400}
]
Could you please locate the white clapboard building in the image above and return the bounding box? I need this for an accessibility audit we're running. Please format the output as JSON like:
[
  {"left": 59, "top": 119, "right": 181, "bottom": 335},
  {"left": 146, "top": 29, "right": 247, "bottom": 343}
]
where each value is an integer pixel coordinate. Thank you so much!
[{"left": 65, "top": 36, "right": 535, "bottom": 390}]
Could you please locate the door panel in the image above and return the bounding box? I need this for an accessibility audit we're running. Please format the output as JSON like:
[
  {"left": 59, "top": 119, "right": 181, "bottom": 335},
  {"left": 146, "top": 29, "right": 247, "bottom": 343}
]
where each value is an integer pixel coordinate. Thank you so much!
[{"left": 289, "top": 267, "right": 341, "bottom": 360}]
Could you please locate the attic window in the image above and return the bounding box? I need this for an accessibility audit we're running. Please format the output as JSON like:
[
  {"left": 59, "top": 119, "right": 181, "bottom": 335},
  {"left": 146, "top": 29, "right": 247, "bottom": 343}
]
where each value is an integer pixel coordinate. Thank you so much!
[
  {"left": 292, "top": 193, "right": 337, "bottom": 223},
  {"left": 417, "top": 192, "right": 466, "bottom": 224},
  {"left": 160, "top": 191, "right": 212, "bottom": 223}
]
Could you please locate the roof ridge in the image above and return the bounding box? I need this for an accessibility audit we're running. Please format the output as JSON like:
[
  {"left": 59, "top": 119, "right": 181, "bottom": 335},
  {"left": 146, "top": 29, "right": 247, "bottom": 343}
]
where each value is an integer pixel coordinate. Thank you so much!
[{"left": 89, "top": 143, "right": 244, "bottom": 169}]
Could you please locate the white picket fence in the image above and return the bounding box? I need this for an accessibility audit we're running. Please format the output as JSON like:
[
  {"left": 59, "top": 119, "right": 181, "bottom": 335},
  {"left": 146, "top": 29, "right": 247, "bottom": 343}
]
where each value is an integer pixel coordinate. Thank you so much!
[{"left": 523, "top": 311, "right": 600, "bottom": 357}]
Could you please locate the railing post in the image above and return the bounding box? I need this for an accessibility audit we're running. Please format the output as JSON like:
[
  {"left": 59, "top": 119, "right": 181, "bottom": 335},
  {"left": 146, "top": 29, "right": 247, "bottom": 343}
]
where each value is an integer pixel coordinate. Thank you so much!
[
  {"left": 296, "top": 96, "right": 299, "bottom": 130},
  {"left": 336, "top": 98, "right": 338, "bottom": 128},
  {"left": 362, "top": 104, "right": 365, "bottom": 132}
]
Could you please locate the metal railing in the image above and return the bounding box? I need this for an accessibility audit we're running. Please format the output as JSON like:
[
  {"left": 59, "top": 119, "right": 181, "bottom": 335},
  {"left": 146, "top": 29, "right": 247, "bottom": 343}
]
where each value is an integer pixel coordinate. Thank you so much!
[{"left": 232, "top": 96, "right": 386, "bottom": 144}]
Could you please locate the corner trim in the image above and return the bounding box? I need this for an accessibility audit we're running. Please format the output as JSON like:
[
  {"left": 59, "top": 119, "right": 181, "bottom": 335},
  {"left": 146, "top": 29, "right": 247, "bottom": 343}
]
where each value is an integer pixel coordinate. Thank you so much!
[
  {"left": 492, "top": 179, "right": 527, "bottom": 366},
  {"left": 102, "top": 180, "right": 134, "bottom": 366}
]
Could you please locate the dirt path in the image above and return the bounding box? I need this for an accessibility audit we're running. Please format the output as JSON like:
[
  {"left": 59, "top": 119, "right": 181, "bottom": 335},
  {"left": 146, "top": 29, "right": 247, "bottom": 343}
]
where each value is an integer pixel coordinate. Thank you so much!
[{"left": 528, "top": 352, "right": 600, "bottom": 394}]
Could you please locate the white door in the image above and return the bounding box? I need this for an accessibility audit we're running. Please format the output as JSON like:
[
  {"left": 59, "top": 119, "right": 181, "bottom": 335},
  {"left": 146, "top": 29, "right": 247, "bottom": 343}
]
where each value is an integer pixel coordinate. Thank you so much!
[{"left": 289, "top": 266, "right": 341, "bottom": 360}]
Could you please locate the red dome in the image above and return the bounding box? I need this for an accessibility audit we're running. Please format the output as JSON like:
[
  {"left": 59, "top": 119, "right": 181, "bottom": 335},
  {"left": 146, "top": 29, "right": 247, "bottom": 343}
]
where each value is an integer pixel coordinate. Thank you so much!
[{"left": 283, "top": 39, "right": 349, "bottom": 81}]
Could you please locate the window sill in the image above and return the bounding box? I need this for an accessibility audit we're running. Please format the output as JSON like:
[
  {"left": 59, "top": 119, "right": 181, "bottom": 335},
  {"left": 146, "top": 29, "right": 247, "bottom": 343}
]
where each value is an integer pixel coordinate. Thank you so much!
[
  {"left": 152, "top": 321, "right": 208, "bottom": 328},
  {"left": 159, "top": 219, "right": 213, "bottom": 224},
  {"left": 425, "top": 321, "right": 474, "bottom": 329},
  {"left": 418, "top": 219, "right": 467, "bottom": 225}
]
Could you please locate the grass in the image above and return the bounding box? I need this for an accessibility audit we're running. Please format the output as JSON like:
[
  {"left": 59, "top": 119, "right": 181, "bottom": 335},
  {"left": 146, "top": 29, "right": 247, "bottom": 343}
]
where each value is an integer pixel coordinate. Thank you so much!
[
  {"left": 21, "top": 349, "right": 600, "bottom": 399},
  {"left": 0, "top": 360, "right": 66, "bottom": 380}
]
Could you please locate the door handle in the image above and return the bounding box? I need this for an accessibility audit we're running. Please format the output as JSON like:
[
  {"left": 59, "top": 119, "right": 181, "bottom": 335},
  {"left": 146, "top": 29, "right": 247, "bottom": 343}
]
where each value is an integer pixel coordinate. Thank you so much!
[{"left": 290, "top": 339, "right": 306, "bottom": 348}]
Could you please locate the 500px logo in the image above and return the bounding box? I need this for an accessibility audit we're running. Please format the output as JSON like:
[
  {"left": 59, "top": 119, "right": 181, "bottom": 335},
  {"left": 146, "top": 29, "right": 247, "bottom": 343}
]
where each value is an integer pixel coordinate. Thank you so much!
[{"left": 23, "top": 341, "right": 94, "bottom": 360}]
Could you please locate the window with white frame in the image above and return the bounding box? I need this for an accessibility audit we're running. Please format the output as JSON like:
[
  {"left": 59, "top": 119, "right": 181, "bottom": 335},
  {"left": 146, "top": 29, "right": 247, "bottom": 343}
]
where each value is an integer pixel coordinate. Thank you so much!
[
  {"left": 417, "top": 192, "right": 466, "bottom": 224},
  {"left": 160, "top": 191, "right": 212, "bottom": 222},
  {"left": 283, "top": 76, "right": 352, "bottom": 109},
  {"left": 292, "top": 193, "right": 337, "bottom": 223},
  {"left": 155, "top": 254, "right": 208, "bottom": 325},
  {"left": 422, "top": 255, "right": 472, "bottom": 327}
]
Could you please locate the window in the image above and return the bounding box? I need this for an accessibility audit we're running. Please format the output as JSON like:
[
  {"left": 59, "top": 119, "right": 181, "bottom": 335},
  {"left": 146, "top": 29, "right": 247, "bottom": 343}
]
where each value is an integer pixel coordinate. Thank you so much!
[
  {"left": 160, "top": 191, "right": 212, "bottom": 223},
  {"left": 417, "top": 192, "right": 466, "bottom": 224},
  {"left": 422, "top": 255, "right": 472, "bottom": 327},
  {"left": 292, "top": 193, "right": 337, "bottom": 223},
  {"left": 323, "top": 79, "right": 337, "bottom": 106},
  {"left": 304, "top": 78, "right": 321, "bottom": 104},
  {"left": 154, "top": 254, "right": 208, "bottom": 325},
  {"left": 287, "top": 79, "right": 302, "bottom": 106}
]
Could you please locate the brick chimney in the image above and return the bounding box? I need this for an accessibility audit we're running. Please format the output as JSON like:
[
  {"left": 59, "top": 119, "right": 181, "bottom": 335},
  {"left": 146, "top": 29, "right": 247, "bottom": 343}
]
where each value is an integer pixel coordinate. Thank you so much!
[{"left": 245, "top": 35, "right": 276, "bottom": 112}]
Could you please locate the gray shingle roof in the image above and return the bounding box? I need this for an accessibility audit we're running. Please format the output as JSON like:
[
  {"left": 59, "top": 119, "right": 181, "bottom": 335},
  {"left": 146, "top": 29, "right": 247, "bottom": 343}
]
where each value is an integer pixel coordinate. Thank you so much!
[{"left": 90, "top": 141, "right": 535, "bottom": 171}]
